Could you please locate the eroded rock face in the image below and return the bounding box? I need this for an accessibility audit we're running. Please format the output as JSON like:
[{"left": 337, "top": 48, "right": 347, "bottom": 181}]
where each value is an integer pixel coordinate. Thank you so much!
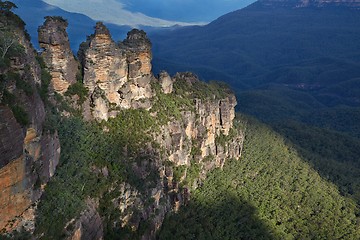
[
  {"left": 38, "top": 16, "right": 78, "bottom": 94},
  {"left": 74, "top": 24, "right": 243, "bottom": 238},
  {"left": 159, "top": 71, "right": 173, "bottom": 94},
  {"left": 67, "top": 199, "right": 104, "bottom": 240},
  {"left": 0, "top": 107, "right": 24, "bottom": 169},
  {"left": 0, "top": 22, "right": 60, "bottom": 232},
  {"left": 81, "top": 23, "right": 153, "bottom": 120},
  {"left": 157, "top": 73, "right": 243, "bottom": 170},
  {"left": 101, "top": 73, "right": 244, "bottom": 239}
]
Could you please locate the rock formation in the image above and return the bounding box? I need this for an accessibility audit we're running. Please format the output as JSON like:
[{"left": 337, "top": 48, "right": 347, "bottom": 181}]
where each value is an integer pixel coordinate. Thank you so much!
[
  {"left": 159, "top": 71, "right": 173, "bottom": 94},
  {"left": 1, "top": 14, "right": 244, "bottom": 239},
  {"left": 80, "top": 23, "right": 153, "bottom": 120},
  {"left": 38, "top": 16, "right": 78, "bottom": 94},
  {"left": 0, "top": 16, "right": 60, "bottom": 232},
  {"left": 65, "top": 199, "right": 103, "bottom": 240}
]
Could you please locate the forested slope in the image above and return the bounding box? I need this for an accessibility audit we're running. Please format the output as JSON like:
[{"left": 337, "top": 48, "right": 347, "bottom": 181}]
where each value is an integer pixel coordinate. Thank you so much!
[{"left": 159, "top": 116, "right": 360, "bottom": 239}]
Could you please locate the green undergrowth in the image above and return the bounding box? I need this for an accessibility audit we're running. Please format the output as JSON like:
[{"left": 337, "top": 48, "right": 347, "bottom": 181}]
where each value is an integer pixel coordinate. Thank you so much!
[
  {"left": 34, "top": 69, "right": 235, "bottom": 238},
  {"left": 35, "top": 108, "right": 159, "bottom": 239},
  {"left": 158, "top": 116, "right": 360, "bottom": 240},
  {"left": 173, "top": 74, "right": 232, "bottom": 101},
  {"left": 151, "top": 76, "right": 232, "bottom": 125},
  {"left": 1, "top": 72, "right": 31, "bottom": 127},
  {"left": 151, "top": 81, "right": 193, "bottom": 124}
]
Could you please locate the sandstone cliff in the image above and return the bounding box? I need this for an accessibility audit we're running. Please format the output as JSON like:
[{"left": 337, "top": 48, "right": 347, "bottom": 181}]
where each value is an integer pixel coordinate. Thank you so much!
[
  {"left": 1, "top": 13, "right": 244, "bottom": 240},
  {"left": 79, "top": 23, "right": 153, "bottom": 120},
  {"left": 38, "top": 16, "right": 78, "bottom": 94},
  {"left": 0, "top": 13, "right": 60, "bottom": 233}
]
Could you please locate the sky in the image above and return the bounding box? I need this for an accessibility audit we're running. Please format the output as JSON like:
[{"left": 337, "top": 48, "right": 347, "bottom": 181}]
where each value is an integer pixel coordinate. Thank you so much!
[{"left": 42, "top": 0, "right": 255, "bottom": 27}]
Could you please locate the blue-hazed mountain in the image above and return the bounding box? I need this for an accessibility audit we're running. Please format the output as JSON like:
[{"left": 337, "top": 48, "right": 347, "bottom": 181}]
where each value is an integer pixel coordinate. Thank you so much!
[
  {"left": 150, "top": 0, "right": 360, "bottom": 107},
  {"left": 150, "top": 0, "right": 360, "bottom": 206},
  {"left": 12, "top": 0, "right": 132, "bottom": 50},
  {"left": 2, "top": 2, "right": 360, "bottom": 239}
]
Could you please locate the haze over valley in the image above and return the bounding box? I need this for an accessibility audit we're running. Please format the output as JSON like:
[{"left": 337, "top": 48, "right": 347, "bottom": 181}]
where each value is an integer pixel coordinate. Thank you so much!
[{"left": 1, "top": 0, "right": 360, "bottom": 239}]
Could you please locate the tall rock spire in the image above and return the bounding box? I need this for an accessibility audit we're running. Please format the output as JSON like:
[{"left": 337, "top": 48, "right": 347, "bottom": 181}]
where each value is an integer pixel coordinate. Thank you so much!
[
  {"left": 38, "top": 16, "right": 78, "bottom": 94},
  {"left": 80, "top": 23, "right": 153, "bottom": 120}
]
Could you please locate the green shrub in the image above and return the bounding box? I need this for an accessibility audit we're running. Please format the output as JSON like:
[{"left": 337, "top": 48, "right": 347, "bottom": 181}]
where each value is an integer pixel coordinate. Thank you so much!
[
  {"left": 65, "top": 81, "right": 88, "bottom": 104},
  {"left": 11, "top": 105, "right": 29, "bottom": 126},
  {"left": 15, "top": 76, "right": 33, "bottom": 96},
  {"left": 1, "top": 89, "right": 15, "bottom": 105},
  {"left": 173, "top": 165, "right": 187, "bottom": 182},
  {"left": 38, "top": 67, "right": 52, "bottom": 102}
]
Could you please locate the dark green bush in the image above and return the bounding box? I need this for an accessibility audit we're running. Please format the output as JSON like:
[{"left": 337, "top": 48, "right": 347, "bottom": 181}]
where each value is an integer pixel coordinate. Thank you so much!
[
  {"left": 1, "top": 89, "right": 15, "bottom": 105},
  {"left": 65, "top": 81, "right": 88, "bottom": 104},
  {"left": 11, "top": 105, "right": 29, "bottom": 126}
]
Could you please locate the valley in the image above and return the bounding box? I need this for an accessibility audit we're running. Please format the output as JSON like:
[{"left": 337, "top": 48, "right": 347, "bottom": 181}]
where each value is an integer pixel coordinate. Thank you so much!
[{"left": 1, "top": 0, "right": 360, "bottom": 239}]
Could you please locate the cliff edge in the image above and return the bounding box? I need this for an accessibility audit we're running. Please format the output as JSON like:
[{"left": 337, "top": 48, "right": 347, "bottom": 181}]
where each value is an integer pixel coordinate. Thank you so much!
[{"left": 1, "top": 11, "right": 244, "bottom": 240}]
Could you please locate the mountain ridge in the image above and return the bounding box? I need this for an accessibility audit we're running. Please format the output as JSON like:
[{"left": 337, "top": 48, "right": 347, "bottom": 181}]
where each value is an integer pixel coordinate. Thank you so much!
[
  {"left": 254, "top": 0, "right": 360, "bottom": 8},
  {"left": 1, "top": 1, "right": 360, "bottom": 239}
]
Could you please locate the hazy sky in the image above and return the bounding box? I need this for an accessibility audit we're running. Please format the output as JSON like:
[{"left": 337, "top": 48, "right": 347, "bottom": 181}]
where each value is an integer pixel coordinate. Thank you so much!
[
  {"left": 120, "top": 0, "right": 255, "bottom": 22},
  {"left": 42, "top": 0, "right": 255, "bottom": 27}
]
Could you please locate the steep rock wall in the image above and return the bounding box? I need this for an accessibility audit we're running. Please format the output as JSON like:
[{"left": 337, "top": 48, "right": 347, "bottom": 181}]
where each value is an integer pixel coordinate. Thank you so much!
[
  {"left": 80, "top": 23, "right": 153, "bottom": 120},
  {"left": 1, "top": 17, "right": 244, "bottom": 239},
  {"left": 38, "top": 16, "right": 78, "bottom": 94},
  {"left": 0, "top": 16, "right": 60, "bottom": 232}
]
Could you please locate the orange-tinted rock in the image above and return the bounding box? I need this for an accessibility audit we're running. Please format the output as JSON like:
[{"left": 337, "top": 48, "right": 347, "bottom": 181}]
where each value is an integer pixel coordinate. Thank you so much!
[
  {"left": 0, "top": 16, "right": 61, "bottom": 232},
  {"left": 0, "top": 156, "right": 30, "bottom": 230}
]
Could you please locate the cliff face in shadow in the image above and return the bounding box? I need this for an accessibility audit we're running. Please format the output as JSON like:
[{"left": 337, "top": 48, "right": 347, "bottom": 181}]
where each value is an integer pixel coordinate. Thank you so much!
[
  {"left": 0, "top": 10, "right": 60, "bottom": 233},
  {"left": 159, "top": 192, "right": 277, "bottom": 240}
]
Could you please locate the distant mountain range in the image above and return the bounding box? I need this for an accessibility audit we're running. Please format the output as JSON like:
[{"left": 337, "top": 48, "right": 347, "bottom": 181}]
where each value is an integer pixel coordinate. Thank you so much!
[
  {"left": 12, "top": 0, "right": 256, "bottom": 51},
  {"left": 150, "top": 0, "right": 360, "bottom": 107},
  {"left": 257, "top": 0, "right": 360, "bottom": 8}
]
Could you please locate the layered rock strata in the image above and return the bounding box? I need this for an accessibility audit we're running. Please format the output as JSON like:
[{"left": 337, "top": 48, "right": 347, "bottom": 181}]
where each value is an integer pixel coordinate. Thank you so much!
[
  {"left": 79, "top": 23, "right": 153, "bottom": 120},
  {"left": 38, "top": 16, "right": 78, "bottom": 94},
  {"left": 0, "top": 19, "right": 60, "bottom": 232}
]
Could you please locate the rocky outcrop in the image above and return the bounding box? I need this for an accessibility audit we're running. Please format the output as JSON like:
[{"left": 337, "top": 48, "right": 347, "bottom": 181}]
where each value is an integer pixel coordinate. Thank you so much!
[
  {"left": 96, "top": 72, "right": 244, "bottom": 239},
  {"left": 73, "top": 22, "right": 244, "bottom": 238},
  {"left": 157, "top": 73, "right": 243, "bottom": 177},
  {"left": 38, "top": 16, "right": 78, "bottom": 94},
  {"left": 159, "top": 71, "right": 173, "bottom": 94},
  {"left": 0, "top": 16, "right": 60, "bottom": 232},
  {"left": 81, "top": 23, "right": 153, "bottom": 120},
  {"left": 67, "top": 199, "right": 103, "bottom": 240}
]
